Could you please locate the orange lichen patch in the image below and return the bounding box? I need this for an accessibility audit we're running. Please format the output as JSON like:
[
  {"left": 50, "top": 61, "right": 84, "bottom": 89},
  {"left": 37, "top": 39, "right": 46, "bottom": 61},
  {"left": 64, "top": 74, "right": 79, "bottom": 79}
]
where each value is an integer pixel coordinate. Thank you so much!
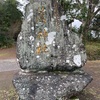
[
  {"left": 43, "top": 19, "right": 46, "bottom": 23},
  {"left": 41, "top": 43, "right": 48, "bottom": 53},
  {"left": 38, "top": 7, "right": 41, "bottom": 13},
  {"left": 36, "top": 18, "right": 39, "bottom": 23},
  {"left": 43, "top": 29, "right": 48, "bottom": 38},
  {"left": 37, "top": 6, "right": 46, "bottom": 24},
  {"left": 41, "top": 6, "right": 45, "bottom": 11},
  {"left": 37, "top": 32, "right": 43, "bottom": 39},
  {"left": 36, "top": 45, "right": 41, "bottom": 54},
  {"left": 36, "top": 43, "right": 48, "bottom": 54}
]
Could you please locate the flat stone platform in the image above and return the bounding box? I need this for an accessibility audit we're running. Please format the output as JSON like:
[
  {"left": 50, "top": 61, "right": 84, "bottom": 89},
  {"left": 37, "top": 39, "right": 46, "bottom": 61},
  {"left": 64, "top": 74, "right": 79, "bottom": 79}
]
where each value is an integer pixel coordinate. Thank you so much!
[{"left": 13, "top": 70, "right": 92, "bottom": 100}]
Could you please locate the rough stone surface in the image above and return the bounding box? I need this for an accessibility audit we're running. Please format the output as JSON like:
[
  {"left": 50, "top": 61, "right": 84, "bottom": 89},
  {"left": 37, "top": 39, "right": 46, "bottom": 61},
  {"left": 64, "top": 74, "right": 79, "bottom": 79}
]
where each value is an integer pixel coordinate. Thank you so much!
[
  {"left": 16, "top": 0, "right": 87, "bottom": 71},
  {"left": 13, "top": 70, "right": 92, "bottom": 100},
  {"left": 13, "top": 0, "right": 93, "bottom": 100}
]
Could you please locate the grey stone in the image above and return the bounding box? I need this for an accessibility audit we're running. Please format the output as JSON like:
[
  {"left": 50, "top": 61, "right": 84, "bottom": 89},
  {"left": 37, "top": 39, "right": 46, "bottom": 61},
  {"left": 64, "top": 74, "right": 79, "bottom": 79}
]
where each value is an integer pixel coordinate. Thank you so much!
[
  {"left": 13, "top": 70, "right": 92, "bottom": 100},
  {"left": 13, "top": 0, "right": 93, "bottom": 100},
  {"left": 16, "top": 0, "right": 87, "bottom": 71}
]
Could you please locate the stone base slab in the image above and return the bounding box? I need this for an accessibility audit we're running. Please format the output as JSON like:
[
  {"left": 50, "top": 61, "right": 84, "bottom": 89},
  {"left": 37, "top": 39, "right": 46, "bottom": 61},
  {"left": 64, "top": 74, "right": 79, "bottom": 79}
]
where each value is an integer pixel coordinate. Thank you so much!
[{"left": 13, "top": 71, "right": 92, "bottom": 100}]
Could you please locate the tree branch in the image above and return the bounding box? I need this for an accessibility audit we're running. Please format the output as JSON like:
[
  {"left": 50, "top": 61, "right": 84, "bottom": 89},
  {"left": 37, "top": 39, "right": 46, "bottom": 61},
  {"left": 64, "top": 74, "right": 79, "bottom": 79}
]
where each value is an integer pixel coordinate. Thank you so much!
[
  {"left": 90, "top": 27, "right": 100, "bottom": 31},
  {"left": 76, "top": 0, "right": 81, "bottom": 5},
  {"left": 76, "top": 0, "right": 81, "bottom": 8}
]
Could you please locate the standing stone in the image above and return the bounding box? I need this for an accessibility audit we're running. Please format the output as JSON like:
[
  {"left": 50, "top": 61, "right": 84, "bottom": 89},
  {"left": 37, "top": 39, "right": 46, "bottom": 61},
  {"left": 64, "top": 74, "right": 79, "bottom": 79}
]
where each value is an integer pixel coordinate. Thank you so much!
[
  {"left": 16, "top": 0, "right": 87, "bottom": 72},
  {"left": 13, "top": 0, "right": 92, "bottom": 100}
]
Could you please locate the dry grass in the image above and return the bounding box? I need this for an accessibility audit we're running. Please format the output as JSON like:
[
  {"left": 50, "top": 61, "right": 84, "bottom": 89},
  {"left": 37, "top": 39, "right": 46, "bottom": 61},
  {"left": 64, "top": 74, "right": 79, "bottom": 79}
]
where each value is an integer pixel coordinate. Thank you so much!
[
  {"left": 0, "top": 88, "right": 18, "bottom": 100},
  {"left": 86, "top": 42, "right": 100, "bottom": 60}
]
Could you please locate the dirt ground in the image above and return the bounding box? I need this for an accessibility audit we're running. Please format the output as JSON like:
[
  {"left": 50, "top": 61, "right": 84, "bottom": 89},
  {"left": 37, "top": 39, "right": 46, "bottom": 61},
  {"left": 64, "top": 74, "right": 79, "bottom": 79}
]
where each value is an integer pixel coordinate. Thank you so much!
[
  {"left": 78, "top": 61, "right": 100, "bottom": 100},
  {"left": 0, "top": 47, "right": 100, "bottom": 100},
  {"left": 0, "top": 47, "right": 16, "bottom": 60}
]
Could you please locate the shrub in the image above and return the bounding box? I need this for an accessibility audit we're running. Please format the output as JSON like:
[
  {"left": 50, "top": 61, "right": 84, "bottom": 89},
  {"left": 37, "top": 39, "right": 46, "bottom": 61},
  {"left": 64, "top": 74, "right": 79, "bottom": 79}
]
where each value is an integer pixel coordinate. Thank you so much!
[{"left": 0, "top": 33, "right": 14, "bottom": 48}]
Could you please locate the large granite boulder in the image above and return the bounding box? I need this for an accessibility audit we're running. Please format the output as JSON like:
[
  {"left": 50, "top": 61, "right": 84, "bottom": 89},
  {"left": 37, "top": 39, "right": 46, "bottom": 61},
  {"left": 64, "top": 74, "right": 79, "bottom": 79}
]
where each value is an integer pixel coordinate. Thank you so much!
[{"left": 17, "top": 0, "right": 87, "bottom": 72}]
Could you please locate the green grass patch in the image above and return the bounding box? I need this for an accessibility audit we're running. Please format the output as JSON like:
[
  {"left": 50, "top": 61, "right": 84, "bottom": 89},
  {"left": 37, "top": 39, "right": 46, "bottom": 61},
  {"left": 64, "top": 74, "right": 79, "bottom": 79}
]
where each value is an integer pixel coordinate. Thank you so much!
[{"left": 86, "top": 42, "right": 100, "bottom": 60}]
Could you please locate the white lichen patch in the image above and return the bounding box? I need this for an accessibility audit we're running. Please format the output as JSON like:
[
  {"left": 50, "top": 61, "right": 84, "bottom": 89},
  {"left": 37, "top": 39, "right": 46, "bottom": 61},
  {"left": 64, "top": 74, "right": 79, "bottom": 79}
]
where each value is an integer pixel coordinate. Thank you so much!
[
  {"left": 66, "top": 60, "right": 70, "bottom": 63},
  {"left": 36, "top": 56, "right": 40, "bottom": 58},
  {"left": 29, "top": 9, "right": 33, "bottom": 13},
  {"left": 58, "top": 46, "right": 60, "bottom": 49},
  {"left": 16, "top": 0, "right": 30, "bottom": 15},
  {"left": 60, "top": 15, "right": 67, "bottom": 21},
  {"left": 17, "top": 59, "right": 19, "bottom": 62},
  {"left": 27, "top": 12, "right": 33, "bottom": 22},
  {"left": 19, "top": 36, "right": 23, "bottom": 40},
  {"left": 44, "top": 27, "right": 48, "bottom": 31},
  {"left": 73, "top": 55, "right": 82, "bottom": 67},
  {"left": 31, "top": 50, "right": 34, "bottom": 53},
  {"left": 29, "top": 36, "right": 34, "bottom": 41},
  {"left": 31, "top": 27, "right": 34, "bottom": 30},
  {"left": 46, "top": 32, "right": 56, "bottom": 45},
  {"left": 72, "top": 44, "right": 76, "bottom": 49}
]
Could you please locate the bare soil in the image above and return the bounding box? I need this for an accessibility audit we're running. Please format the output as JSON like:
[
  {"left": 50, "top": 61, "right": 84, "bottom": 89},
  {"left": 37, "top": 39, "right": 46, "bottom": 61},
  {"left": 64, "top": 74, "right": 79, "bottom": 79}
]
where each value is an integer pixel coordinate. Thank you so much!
[
  {"left": 0, "top": 47, "right": 16, "bottom": 60},
  {"left": 78, "top": 61, "right": 100, "bottom": 100}
]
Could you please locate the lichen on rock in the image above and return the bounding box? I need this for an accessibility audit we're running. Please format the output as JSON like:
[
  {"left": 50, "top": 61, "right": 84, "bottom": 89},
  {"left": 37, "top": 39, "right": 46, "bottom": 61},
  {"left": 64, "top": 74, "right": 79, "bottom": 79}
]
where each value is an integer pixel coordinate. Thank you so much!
[{"left": 17, "top": 0, "right": 87, "bottom": 72}]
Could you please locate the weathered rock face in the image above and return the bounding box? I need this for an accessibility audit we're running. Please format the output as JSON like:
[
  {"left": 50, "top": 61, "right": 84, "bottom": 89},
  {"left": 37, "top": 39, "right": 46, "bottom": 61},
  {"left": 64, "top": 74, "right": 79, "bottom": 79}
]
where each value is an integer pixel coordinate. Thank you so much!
[
  {"left": 17, "top": 0, "right": 87, "bottom": 71},
  {"left": 13, "top": 70, "right": 92, "bottom": 100},
  {"left": 13, "top": 0, "right": 92, "bottom": 100}
]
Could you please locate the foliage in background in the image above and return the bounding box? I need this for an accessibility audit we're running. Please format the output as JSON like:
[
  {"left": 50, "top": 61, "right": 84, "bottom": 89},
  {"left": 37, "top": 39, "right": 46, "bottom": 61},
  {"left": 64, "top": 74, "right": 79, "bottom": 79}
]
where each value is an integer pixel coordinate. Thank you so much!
[
  {"left": 0, "top": 33, "right": 14, "bottom": 48},
  {"left": 59, "top": 0, "right": 100, "bottom": 43},
  {"left": 0, "top": 0, "right": 22, "bottom": 31},
  {"left": 0, "top": 0, "right": 22, "bottom": 48},
  {"left": 91, "top": 14, "right": 100, "bottom": 40}
]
